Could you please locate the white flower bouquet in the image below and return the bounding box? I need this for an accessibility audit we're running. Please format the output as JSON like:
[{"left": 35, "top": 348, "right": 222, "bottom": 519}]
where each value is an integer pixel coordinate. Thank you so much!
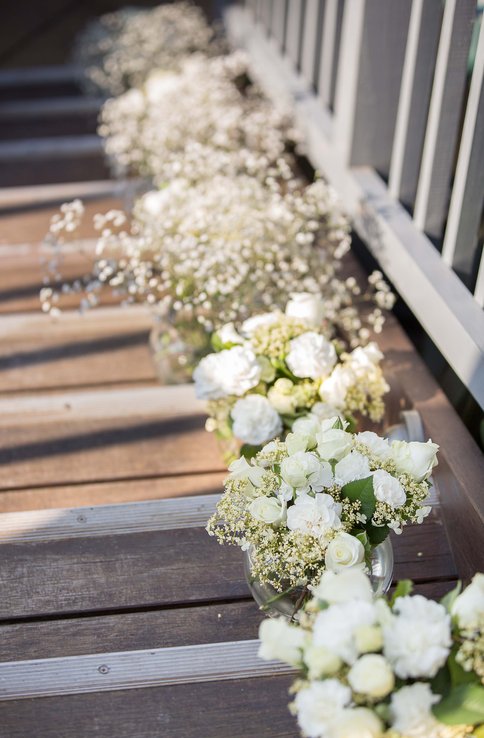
[
  {"left": 99, "top": 52, "right": 297, "bottom": 183},
  {"left": 194, "top": 294, "right": 390, "bottom": 454},
  {"left": 207, "top": 416, "right": 438, "bottom": 611},
  {"left": 74, "top": 2, "right": 220, "bottom": 96},
  {"left": 258, "top": 568, "right": 484, "bottom": 738}
]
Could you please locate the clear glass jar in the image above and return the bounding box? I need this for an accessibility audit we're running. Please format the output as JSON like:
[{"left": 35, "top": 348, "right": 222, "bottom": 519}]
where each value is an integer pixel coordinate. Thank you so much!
[
  {"left": 244, "top": 537, "right": 394, "bottom": 620},
  {"left": 149, "top": 312, "right": 211, "bottom": 385}
]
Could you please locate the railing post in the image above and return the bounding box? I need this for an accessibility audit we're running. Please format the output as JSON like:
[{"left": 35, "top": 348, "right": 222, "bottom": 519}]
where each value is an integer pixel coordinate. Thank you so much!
[
  {"left": 334, "top": 0, "right": 412, "bottom": 175},
  {"left": 317, "top": 0, "right": 345, "bottom": 110},
  {"left": 300, "top": 0, "right": 323, "bottom": 90}
]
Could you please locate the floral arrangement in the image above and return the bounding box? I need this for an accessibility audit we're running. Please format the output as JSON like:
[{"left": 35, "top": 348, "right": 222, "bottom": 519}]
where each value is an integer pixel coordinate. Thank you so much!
[
  {"left": 99, "top": 51, "right": 297, "bottom": 182},
  {"left": 41, "top": 176, "right": 392, "bottom": 347},
  {"left": 74, "top": 2, "right": 221, "bottom": 96},
  {"left": 207, "top": 416, "right": 438, "bottom": 596},
  {"left": 258, "top": 568, "right": 484, "bottom": 738},
  {"left": 194, "top": 293, "right": 389, "bottom": 451}
]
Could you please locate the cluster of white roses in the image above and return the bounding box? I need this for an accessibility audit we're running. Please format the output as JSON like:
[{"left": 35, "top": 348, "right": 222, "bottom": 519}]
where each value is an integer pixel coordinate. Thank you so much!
[
  {"left": 207, "top": 416, "right": 438, "bottom": 591},
  {"left": 99, "top": 51, "right": 298, "bottom": 183},
  {"left": 259, "top": 568, "right": 484, "bottom": 738},
  {"left": 74, "top": 2, "right": 221, "bottom": 96},
  {"left": 194, "top": 293, "right": 389, "bottom": 449}
]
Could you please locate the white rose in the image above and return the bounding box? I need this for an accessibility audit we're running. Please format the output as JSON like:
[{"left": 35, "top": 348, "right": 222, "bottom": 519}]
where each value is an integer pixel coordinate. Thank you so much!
[
  {"left": 312, "top": 600, "right": 378, "bottom": 664},
  {"left": 294, "top": 680, "right": 351, "bottom": 738},
  {"left": 267, "top": 378, "right": 298, "bottom": 415},
  {"left": 451, "top": 573, "right": 484, "bottom": 630},
  {"left": 311, "top": 401, "right": 344, "bottom": 422},
  {"left": 227, "top": 456, "right": 265, "bottom": 487},
  {"left": 312, "top": 569, "right": 374, "bottom": 604},
  {"left": 303, "top": 645, "right": 341, "bottom": 678},
  {"left": 286, "top": 332, "right": 337, "bottom": 380},
  {"left": 292, "top": 414, "right": 322, "bottom": 448},
  {"left": 391, "top": 439, "right": 439, "bottom": 482},
  {"left": 285, "top": 292, "right": 325, "bottom": 326},
  {"left": 286, "top": 492, "right": 342, "bottom": 542},
  {"left": 325, "top": 532, "right": 365, "bottom": 572},
  {"left": 383, "top": 595, "right": 451, "bottom": 678},
  {"left": 372, "top": 469, "right": 406, "bottom": 508},
  {"left": 231, "top": 395, "right": 282, "bottom": 445},
  {"left": 316, "top": 428, "right": 353, "bottom": 461},
  {"left": 390, "top": 683, "right": 441, "bottom": 737},
  {"left": 144, "top": 70, "right": 180, "bottom": 103},
  {"left": 249, "top": 496, "right": 286, "bottom": 525},
  {"left": 241, "top": 311, "right": 280, "bottom": 337},
  {"left": 348, "top": 654, "right": 395, "bottom": 698},
  {"left": 334, "top": 451, "right": 372, "bottom": 485},
  {"left": 357, "top": 431, "right": 392, "bottom": 460},
  {"left": 347, "top": 342, "right": 383, "bottom": 370},
  {"left": 354, "top": 624, "right": 383, "bottom": 653},
  {"left": 258, "top": 617, "right": 305, "bottom": 666},
  {"left": 193, "top": 346, "right": 261, "bottom": 399},
  {"left": 216, "top": 322, "right": 243, "bottom": 345},
  {"left": 281, "top": 451, "right": 333, "bottom": 492},
  {"left": 332, "top": 707, "right": 383, "bottom": 738},
  {"left": 319, "top": 365, "right": 354, "bottom": 408}
]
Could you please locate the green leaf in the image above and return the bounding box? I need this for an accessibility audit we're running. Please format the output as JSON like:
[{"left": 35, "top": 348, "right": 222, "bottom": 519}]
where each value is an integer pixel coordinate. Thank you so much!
[
  {"left": 210, "top": 332, "right": 224, "bottom": 351},
  {"left": 448, "top": 647, "right": 477, "bottom": 687},
  {"left": 366, "top": 524, "right": 390, "bottom": 545},
  {"left": 432, "top": 684, "right": 484, "bottom": 726},
  {"left": 240, "top": 444, "right": 260, "bottom": 460},
  {"left": 473, "top": 725, "right": 484, "bottom": 738},
  {"left": 390, "top": 579, "right": 413, "bottom": 606},
  {"left": 431, "top": 664, "right": 452, "bottom": 699},
  {"left": 440, "top": 581, "right": 462, "bottom": 613},
  {"left": 332, "top": 416, "right": 344, "bottom": 430},
  {"left": 341, "top": 476, "right": 376, "bottom": 520}
]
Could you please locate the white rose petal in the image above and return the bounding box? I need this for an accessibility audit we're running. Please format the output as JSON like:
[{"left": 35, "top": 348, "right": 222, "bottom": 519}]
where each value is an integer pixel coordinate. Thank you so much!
[
  {"left": 249, "top": 496, "right": 286, "bottom": 525},
  {"left": 451, "top": 573, "right": 484, "bottom": 630},
  {"left": 303, "top": 645, "right": 342, "bottom": 679},
  {"left": 325, "top": 532, "right": 365, "bottom": 572},
  {"left": 332, "top": 707, "right": 383, "bottom": 738},
  {"left": 334, "top": 451, "right": 372, "bottom": 485},
  {"left": 319, "top": 365, "right": 354, "bottom": 408},
  {"left": 391, "top": 439, "right": 439, "bottom": 482},
  {"left": 383, "top": 595, "right": 451, "bottom": 678},
  {"left": 348, "top": 654, "right": 395, "bottom": 698},
  {"left": 258, "top": 617, "right": 305, "bottom": 666},
  {"left": 241, "top": 311, "right": 280, "bottom": 337},
  {"left": 312, "top": 599, "right": 378, "bottom": 665},
  {"left": 227, "top": 456, "right": 265, "bottom": 487},
  {"left": 294, "top": 680, "right": 351, "bottom": 738},
  {"left": 316, "top": 428, "right": 353, "bottom": 461},
  {"left": 285, "top": 292, "right": 325, "bottom": 326},
  {"left": 193, "top": 345, "right": 261, "bottom": 399},
  {"left": 231, "top": 395, "right": 282, "bottom": 446},
  {"left": 372, "top": 469, "right": 406, "bottom": 508},
  {"left": 286, "top": 332, "right": 337, "bottom": 380},
  {"left": 267, "top": 378, "right": 298, "bottom": 415},
  {"left": 217, "top": 322, "right": 243, "bottom": 345},
  {"left": 311, "top": 569, "right": 374, "bottom": 604},
  {"left": 357, "top": 431, "right": 392, "bottom": 460},
  {"left": 281, "top": 451, "right": 333, "bottom": 492},
  {"left": 390, "top": 683, "right": 441, "bottom": 737},
  {"left": 286, "top": 492, "right": 342, "bottom": 542}
]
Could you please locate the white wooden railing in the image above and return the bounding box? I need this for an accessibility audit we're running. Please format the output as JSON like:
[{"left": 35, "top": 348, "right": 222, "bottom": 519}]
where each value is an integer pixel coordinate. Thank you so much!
[{"left": 224, "top": 0, "right": 484, "bottom": 410}]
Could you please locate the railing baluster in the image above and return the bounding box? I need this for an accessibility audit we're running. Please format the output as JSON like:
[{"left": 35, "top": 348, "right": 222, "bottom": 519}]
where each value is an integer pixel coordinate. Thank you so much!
[
  {"left": 413, "top": 0, "right": 475, "bottom": 242},
  {"left": 260, "top": 0, "right": 273, "bottom": 36},
  {"left": 318, "top": 0, "right": 344, "bottom": 110},
  {"left": 300, "top": 0, "right": 323, "bottom": 90},
  {"left": 285, "top": 0, "right": 305, "bottom": 70},
  {"left": 334, "top": 0, "right": 412, "bottom": 175},
  {"left": 441, "top": 15, "right": 484, "bottom": 289},
  {"left": 271, "top": 0, "right": 288, "bottom": 51},
  {"left": 474, "top": 251, "right": 484, "bottom": 308},
  {"left": 388, "top": 0, "right": 443, "bottom": 211}
]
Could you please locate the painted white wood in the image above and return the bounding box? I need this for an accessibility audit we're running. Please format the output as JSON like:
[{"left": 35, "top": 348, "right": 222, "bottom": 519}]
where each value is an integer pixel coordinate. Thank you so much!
[
  {"left": 260, "top": 0, "right": 273, "bottom": 34},
  {"left": 270, "top": 0, "right": 287, "bottom": 50},
  {"left": 0, "top": 134, "right": 103, "bottom": 161},
  {"left": 335, "top": 0, "right": 412, "bottom": 173},
  {"left": 224, "top": 5, "right": 484, "bottom": 409},
  {"left": 0, "top": 180, "right": 124, "bottom": 210},
  {"left": 0, "top": 384, "right": 204, "bottom": 427},
  {"left": 389, "top": 0, "right": 443, "bottom": 208},
  {"left": 0, "top": 640, "right": 294, "bottom": 700},
  {"left": 413, "top": 0, "right": 475, "bottom": 240},
  {"left": 318, "top": 0, "right": 343, "bottom": 109},
  {"left": 0, "top": 493, "right": 222, "bottom": 543},
  {"left": 442, "top": 16, "right": 484, "bottom": 285},
  {"left": 474, "top": 251, "right": 484, "bottom": 308},
  {"left": 301, "top": 0, "right": 322, "bottom": 89},
  {"left": 285, "top": 0, "right": 303, "bottom": 67}
]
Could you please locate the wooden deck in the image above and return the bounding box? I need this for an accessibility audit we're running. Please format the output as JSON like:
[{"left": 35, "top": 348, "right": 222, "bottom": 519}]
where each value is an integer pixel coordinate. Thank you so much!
[{"left": 0, "top": 65, "right": 482, "bottom": 738}]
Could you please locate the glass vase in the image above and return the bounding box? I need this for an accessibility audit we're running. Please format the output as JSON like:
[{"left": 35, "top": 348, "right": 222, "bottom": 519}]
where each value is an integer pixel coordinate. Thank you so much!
[
  {"left": 149, "top": 313, "right": 211, "bottom": 385},
  {"left": 244, "top": 537, "right": 394, "bottom": 620}
]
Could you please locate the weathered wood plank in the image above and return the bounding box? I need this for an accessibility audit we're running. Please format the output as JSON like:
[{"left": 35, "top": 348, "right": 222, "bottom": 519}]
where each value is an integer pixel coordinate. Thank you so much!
[
  {"left": 0, "top": 471, "right": 226, "bottom": 514},
  {"left": 0, "top": 97, "right": 102, "bottom": 140},
  {"left": 0, "top": 601, "right": 263, "bottom": 661},
  {"left": 0, "top": 307, "right": 156, "bottom": 392},
  {"left": 0, "top": 675, "right": 296, "bottom": 738},
  {"left": 0, "top": 65, "right": 81, "bottom": 101},
  {"left": 0, "top": 516, "right": 455, "bottom": 620}
]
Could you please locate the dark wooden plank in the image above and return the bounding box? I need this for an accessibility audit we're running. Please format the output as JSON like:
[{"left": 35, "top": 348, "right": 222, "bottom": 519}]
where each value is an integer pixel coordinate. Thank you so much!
[
  {"left": 0, "top": 600, "right": 264, "bottom": 661},
  {"left": 0, "top": 97, "right": 101, "bottom": 140},
  {"left": 0, "top": 675, "right": 296, "bottom": 738},
  {"left": 0, "top": 515, "right": 455, "bottom": 620},
  {"left": 0, "top": 309, "right": 156, "bottom": 393},
  {"left": 0, "top": 471, "right": 226, "bottom": 513},
  {"left": 0, "top": 65, "right": 81, "bottom": 101}
]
